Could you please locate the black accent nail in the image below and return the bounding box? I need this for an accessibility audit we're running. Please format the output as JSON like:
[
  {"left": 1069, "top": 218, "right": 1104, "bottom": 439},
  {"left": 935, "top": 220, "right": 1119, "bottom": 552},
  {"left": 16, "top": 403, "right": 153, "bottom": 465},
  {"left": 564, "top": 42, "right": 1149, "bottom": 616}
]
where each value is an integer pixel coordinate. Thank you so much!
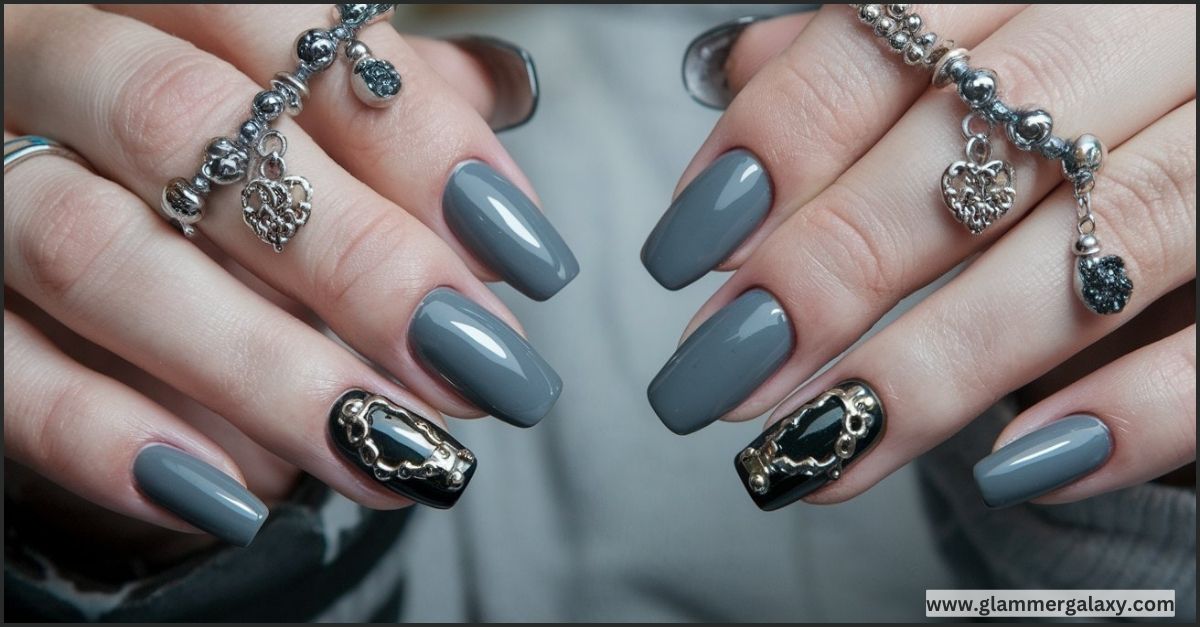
[
  {"left": 735, "top": 380, "right": 885, "bottom": 510},
  {"left": 451, "top": 36, "right": 539, "bottom": 132},
  {"left": 330, "top": 389, "right": 476, "bottom": 509},
  {"left": 681, "top": 15, "right": 764, "bottom": 110}
]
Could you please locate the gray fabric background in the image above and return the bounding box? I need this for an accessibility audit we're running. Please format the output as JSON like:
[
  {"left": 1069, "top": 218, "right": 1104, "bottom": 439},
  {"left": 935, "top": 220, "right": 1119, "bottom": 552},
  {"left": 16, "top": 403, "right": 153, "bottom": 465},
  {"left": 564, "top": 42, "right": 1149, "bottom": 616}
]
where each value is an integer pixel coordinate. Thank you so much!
[{"left": 395, "top": 5, "right": 959, "bottom": 621}]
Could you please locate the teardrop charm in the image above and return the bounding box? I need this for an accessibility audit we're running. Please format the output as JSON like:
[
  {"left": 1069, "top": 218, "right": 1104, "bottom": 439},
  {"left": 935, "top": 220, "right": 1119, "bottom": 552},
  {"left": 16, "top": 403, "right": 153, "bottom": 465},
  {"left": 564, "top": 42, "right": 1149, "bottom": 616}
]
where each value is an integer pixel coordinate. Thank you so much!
[
  {"left": 1075, "top": 254, "right": 1133, "bottom": 315},
  {"left": 351, "top": 56, "right": 402, "bottom": 107}
]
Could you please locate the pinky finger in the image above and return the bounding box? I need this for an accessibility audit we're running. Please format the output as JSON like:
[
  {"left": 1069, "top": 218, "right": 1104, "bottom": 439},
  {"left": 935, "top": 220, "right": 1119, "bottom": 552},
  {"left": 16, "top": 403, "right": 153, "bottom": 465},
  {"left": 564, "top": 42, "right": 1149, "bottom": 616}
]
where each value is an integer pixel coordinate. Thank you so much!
[
  {"left": 975, "top": 325, "right": 1196, "bottom": 508},
  {"left": 3, "top": 311, "right": 267, "bottom": 546}
]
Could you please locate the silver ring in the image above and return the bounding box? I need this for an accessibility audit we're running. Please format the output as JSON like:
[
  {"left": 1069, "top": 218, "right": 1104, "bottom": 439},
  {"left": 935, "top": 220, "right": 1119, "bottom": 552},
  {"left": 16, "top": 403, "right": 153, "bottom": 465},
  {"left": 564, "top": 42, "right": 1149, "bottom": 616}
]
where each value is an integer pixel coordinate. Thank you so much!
[{"left": 3, "top": 136, "right": 90, "bottom": 173}]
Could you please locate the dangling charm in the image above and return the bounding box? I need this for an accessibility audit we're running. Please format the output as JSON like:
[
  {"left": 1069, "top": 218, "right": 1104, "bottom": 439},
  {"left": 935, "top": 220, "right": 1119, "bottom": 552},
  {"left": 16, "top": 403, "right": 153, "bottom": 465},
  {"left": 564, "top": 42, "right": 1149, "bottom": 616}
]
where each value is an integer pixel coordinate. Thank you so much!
[
  {"left": 345, "top": 39, "right": 402, "bottom": 107},
  {"left": 941, "top": 113, "right": 1016, "bottom": 234},
  {"left": 240, "top": 131, "right": 313, "bottom": 253},
  {"left": 1066, "top": 134, "right": 1131, "bottom": 314}
]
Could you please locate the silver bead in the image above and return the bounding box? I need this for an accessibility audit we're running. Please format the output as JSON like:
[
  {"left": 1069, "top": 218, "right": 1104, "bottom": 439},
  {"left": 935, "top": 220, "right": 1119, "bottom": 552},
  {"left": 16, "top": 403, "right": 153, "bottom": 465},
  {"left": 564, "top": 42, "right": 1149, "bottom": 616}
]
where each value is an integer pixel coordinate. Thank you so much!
[
  {"left": 903, "top": 42, "right": 927, "bottom": 65},
  {"left": 1006, "top": 108, "right": 1053, "bottom": 150},
  {"left": 345, "top": 39, "right": 371, "bottom": 62},
  {"left": 190, "top": 174, "right": 211, "bottom": 194},
  {"left": 200, "top": 137, "right": 249, "bottom": 185},
  {"left": 296, "top": 29, "right": 338, "bottom": 70},
  {"left": 270, "top": 72, "right": 310, "bottom": 116},
  {"left": 238, "top": 119, "right": 265, "bottom": 147},
  {"left": 351, "top": 56, "right": 402, "bottom": 107},
  {"left": 886, "top": 4, "right": 909, "bottom": 18},
  {"left": 252, "top": 90, "right": 286, "bottom": 121},
  {"left": 914, "top": 31, "right": 938, "bottom": 48},
  {"left": 888, "top": 30, "right": 910, "bottom": 51},
  {"left": 958, "top": 68, "right": 997, "bottom": 106},
  {"left": 1070, "top": 134, "right": 1106, "bottom": 174},
  {"left": 900, "top": 14, "right": 922, "bottom": 33},
  {"left": 1073, "top": 233, "right": 1101, "bottom": 256},
  {"left": 873, "top": 16, "right": 897, "bottom": 37},
  {"left": 858, "top": 4, "right": 883, "bottom": 24},
  {"left": 161, "top": 177, "right": 204, "bottom": 236},
  {"left": 932, "top": 48, "right": 968, "bottom": 87}
]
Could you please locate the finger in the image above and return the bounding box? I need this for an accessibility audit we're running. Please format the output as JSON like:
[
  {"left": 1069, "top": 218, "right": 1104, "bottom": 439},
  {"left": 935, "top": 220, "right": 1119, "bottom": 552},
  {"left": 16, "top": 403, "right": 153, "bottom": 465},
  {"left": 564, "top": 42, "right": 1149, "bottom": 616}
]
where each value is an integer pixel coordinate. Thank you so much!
[
  {"left": 108, "top": 3, "right": 576, "bottom": 300},
  {"left": 742, "top": 100, "right": 1195, "bottom": 510},
  {"left": 649, "top": 4, "right": 1197, "bottom": 434},
  {"left": 3, "top": 5, "right": 562, "bottom": 423},
  {"left": 3, "top": 310, "right": 267, "bottom": 546},
  {"left": 975, "top": 325, "right": 1195, "bottom": 508},
  {"left": 642, "top": 4, "right": 1026, "bottom": 289},
  {"left": 683, "top": 12, "right": 816, "bottom": 109},
  {"left": 2, "top": 133, "right": 474, "bottom": 510}
]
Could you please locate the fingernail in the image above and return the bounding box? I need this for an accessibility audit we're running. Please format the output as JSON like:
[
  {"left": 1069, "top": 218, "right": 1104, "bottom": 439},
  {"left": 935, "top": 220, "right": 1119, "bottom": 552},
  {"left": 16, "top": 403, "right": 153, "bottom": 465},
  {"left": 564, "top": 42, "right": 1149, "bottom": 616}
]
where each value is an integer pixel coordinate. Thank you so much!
[
  {"left": 648, "top": 289, "right": 792, "bottom": 435},
  {"left": 330, "top": 389, "right": 477, "bottom": 509},
  {"left": 641, "top": 150, "right": 771, "bottom": 290},
  {"left": 444, "top": 161, "right": 579, "bottom": 301},
  {"left": 410, "top": 287, "right": 562, "bottom": 427},
  {"left": 682, "top": 15, "right": 764, "bottom": 109},
  {"left": 973, "top": 414, "right": 1112, "bottom": 509},
  {"left": 450, "top": 36, "right": 539, "bottom": 132},
  {"left": 133, "top": 445, "right": 267, "bottom": 547},
  {"left": 735, "top": 380, "right": 885, "bottom": 511}
]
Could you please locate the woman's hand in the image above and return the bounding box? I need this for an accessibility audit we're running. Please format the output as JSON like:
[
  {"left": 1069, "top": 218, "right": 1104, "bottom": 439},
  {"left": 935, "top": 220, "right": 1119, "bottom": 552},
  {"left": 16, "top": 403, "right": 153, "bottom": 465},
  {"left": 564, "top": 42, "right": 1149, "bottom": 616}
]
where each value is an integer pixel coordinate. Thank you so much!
[
  {"left": 645, "top": 5, "right": 1195, "bottom": 510},
  {"left": 3, "top": 4, "right": 575, "bottom": 548}
]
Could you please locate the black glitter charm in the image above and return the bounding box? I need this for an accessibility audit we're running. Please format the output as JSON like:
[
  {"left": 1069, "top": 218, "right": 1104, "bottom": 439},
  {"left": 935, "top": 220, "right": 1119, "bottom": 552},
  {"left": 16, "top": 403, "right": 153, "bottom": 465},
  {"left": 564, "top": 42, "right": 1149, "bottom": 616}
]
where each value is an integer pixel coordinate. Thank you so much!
[{"left": 1076, "top": 255, "right": 1133, "bottom": 315}]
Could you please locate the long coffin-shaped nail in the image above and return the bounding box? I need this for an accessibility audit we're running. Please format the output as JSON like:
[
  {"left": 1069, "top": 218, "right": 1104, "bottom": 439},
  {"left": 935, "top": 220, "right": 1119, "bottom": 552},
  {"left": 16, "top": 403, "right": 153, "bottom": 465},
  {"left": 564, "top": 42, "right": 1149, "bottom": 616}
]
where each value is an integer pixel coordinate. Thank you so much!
[
  {"left": 330, "top": 389, "right": 477, "bottom": 509},
  {"left": 735, "top": 380, "right": 885, "bottom": 511},
  {"left": 648, "top": 289, "right": 792, "bottom": 435},
  {"left": 682, "top": 15, "right": 765, "bottom": 109},
  {"left": 444, "top": 160, "right": 579, "bottom": 301},
  {"left": 450, "top": 36, "right": 539, "bottom": 132},
  {"left": 641, "top": 150, "right": 771, "bottom": 290},
  {"left": 133, "top": 445, "right": 268, "bottom": 546},
  {"left": 410, "top": 287, "right": 562, "bottom": 427},
  {"left": 973, "top": 414, "right": 1112, "bottom": 509}
]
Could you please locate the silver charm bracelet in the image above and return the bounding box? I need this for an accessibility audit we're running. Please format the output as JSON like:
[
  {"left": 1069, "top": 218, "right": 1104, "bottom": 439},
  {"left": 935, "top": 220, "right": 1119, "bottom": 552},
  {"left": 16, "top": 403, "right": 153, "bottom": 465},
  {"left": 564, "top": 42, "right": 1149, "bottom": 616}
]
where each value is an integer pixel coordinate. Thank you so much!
[
  {"left": 158, "top": 4, "right": 401, "bottom": 253},
  {"left": 851, "top": 4, "right": 1133, "bottom": 315}
]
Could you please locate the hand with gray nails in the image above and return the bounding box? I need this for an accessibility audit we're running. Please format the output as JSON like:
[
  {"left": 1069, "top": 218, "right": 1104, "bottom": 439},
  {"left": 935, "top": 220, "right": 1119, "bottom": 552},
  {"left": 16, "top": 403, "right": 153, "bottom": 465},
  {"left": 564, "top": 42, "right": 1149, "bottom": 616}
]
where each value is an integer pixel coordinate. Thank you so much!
[
  {"left": 3, "top": 3, "right": 568, "bottom": 550},
  {"left": 648, "top": 5, "right": 1195, "bottom": 511}
]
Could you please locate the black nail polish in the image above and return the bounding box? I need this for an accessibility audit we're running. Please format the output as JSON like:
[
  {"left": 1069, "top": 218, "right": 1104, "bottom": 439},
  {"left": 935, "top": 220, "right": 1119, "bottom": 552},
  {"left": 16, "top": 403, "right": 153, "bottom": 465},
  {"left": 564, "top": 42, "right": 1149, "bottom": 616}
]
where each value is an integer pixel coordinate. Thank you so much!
[
  {"left": 451, "top": 36, "right": 539, "bottom": 132},
  {"left": 330, "top": 389, "right": 476, "bottom": 509},
  {"left": 735, "top": 380, "right": 885, "bottom": 511}
]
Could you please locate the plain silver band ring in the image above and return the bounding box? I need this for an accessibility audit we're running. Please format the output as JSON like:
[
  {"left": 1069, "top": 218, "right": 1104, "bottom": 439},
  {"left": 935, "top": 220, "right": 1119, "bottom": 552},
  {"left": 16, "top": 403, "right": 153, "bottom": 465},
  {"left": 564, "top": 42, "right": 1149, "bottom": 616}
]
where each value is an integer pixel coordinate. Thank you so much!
[{"left": 3, "top": 136, "right": 90, "bottom": 174}]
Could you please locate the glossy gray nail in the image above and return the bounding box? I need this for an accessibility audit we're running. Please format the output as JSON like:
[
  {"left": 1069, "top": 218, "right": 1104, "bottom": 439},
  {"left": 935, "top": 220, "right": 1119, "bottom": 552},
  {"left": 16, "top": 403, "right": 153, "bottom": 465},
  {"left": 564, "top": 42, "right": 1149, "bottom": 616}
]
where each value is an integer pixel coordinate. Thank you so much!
[
  {"left": 444, "top": 160, "right": 579, "bottom": 301},
  {"left": 648, "top": 289, "right": 793, "bottom": 435},
  {"left": 450, "top": 36, "right": 539, "bottom": 132},
  {"left": 641, "top": 149, "right": 772, "bottom": 290},
  {"left": 682, "top": 15, "right": 764, "bottom": 109},
  {"left": 410, "top": 287, "right": 562, "bottom": 427},
  {"left": 973, "top": 415, "right": 1113, "bottom": 509},
  {"left": 133, "top": 445, "right": 267, "bottom": 547}
]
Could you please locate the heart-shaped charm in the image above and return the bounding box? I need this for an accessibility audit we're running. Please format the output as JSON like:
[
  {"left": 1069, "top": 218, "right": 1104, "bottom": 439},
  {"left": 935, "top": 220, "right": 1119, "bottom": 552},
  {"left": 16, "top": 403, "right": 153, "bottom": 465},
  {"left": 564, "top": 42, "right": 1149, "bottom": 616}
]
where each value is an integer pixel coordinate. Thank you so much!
[
  {"left": 941, "top": 158, "right": 1016, "bottom": 234},
  {"left": 1076, "top": 254, "right": 1132, "bottom": 315},
  {"left": 241, "top": 175, "right": 312, "bottom": 253}
]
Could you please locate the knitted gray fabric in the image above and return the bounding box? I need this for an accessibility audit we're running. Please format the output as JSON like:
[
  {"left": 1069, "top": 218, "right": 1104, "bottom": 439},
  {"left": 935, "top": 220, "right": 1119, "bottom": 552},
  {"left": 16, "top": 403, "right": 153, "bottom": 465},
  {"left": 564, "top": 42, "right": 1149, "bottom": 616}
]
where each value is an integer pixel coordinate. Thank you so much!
[{"left": 919, "top": 397, "right": 1196, "bottom": 622}]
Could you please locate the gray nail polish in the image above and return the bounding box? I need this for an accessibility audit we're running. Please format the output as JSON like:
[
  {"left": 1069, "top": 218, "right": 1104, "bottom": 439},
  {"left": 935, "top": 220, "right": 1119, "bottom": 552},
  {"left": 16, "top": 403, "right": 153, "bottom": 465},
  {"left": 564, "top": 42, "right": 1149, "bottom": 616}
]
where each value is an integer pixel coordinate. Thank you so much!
[
  {"left": 444, "top": 161, "right": 579, "bottom": 301},
  {"left": 450, "top": 36, "right": 539, "bottom": 132},
  {"left": 648, "top": 289, "right": 793, "bottom": 435},
  {"left": 133, "top": 445, "right": 267, "bottom": 547},
  {"left": 410, "top": 287, "right": 562, "bottom": 427},
  {"left": 641, "top": 150, "right": 772, "bottom": 290},
  {"left": 973, "top": 415, "right": 1113, "bottom": 509},
  {"left": 682, "top": 15, "right": 764, "bottom": 110}
]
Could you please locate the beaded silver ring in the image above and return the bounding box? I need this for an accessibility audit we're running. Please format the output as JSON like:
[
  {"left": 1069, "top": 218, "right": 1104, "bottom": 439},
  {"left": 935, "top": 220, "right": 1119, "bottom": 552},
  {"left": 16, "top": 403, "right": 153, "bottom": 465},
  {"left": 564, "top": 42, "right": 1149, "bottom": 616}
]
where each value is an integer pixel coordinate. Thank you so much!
[
  {"left": 158, "top": 4, "right": 400, "bottom": 253},
  {"left": 852, "top": 4, "right": 1132, "bottom": 315}
]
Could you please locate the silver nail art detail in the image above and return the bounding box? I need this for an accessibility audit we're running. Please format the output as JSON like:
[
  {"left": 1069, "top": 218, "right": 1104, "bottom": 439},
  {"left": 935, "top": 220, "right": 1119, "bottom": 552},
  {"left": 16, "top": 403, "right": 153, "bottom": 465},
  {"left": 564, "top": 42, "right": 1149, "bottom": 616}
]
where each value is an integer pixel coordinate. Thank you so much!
[
  {"left": 941, "top": 112, "right": 1016, "bottom": 234},
  {"left": 337, "top": 393, "right": 475, "bottom": 491},
  {"left": 240, "top": 131, "right": 312, "bottom": 253},
  {"left": 738, "top": 381, "right": 880, "bottom": 495}
]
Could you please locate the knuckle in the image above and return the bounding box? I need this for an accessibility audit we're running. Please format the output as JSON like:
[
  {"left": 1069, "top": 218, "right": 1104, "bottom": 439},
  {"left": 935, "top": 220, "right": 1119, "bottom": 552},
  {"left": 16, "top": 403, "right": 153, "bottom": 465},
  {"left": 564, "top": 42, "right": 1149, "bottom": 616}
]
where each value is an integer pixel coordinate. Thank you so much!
[
  {"left": 803, "top": 183, "right": 901, "bottom": 306},
  {"left": 112, "top": 48, "right": 244, "bottom": 178},
  {"left": 33, "top": 378, "right": 93, "bottom": 470},
  {"left": 312, "top": 204, "right": 436, "bottom": 313},
  {"left": 19, "top": 179, "right": 139, "bottom": 302},
  {"left": 770, "top": 49, "right": 879, "bottom": 158}
]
